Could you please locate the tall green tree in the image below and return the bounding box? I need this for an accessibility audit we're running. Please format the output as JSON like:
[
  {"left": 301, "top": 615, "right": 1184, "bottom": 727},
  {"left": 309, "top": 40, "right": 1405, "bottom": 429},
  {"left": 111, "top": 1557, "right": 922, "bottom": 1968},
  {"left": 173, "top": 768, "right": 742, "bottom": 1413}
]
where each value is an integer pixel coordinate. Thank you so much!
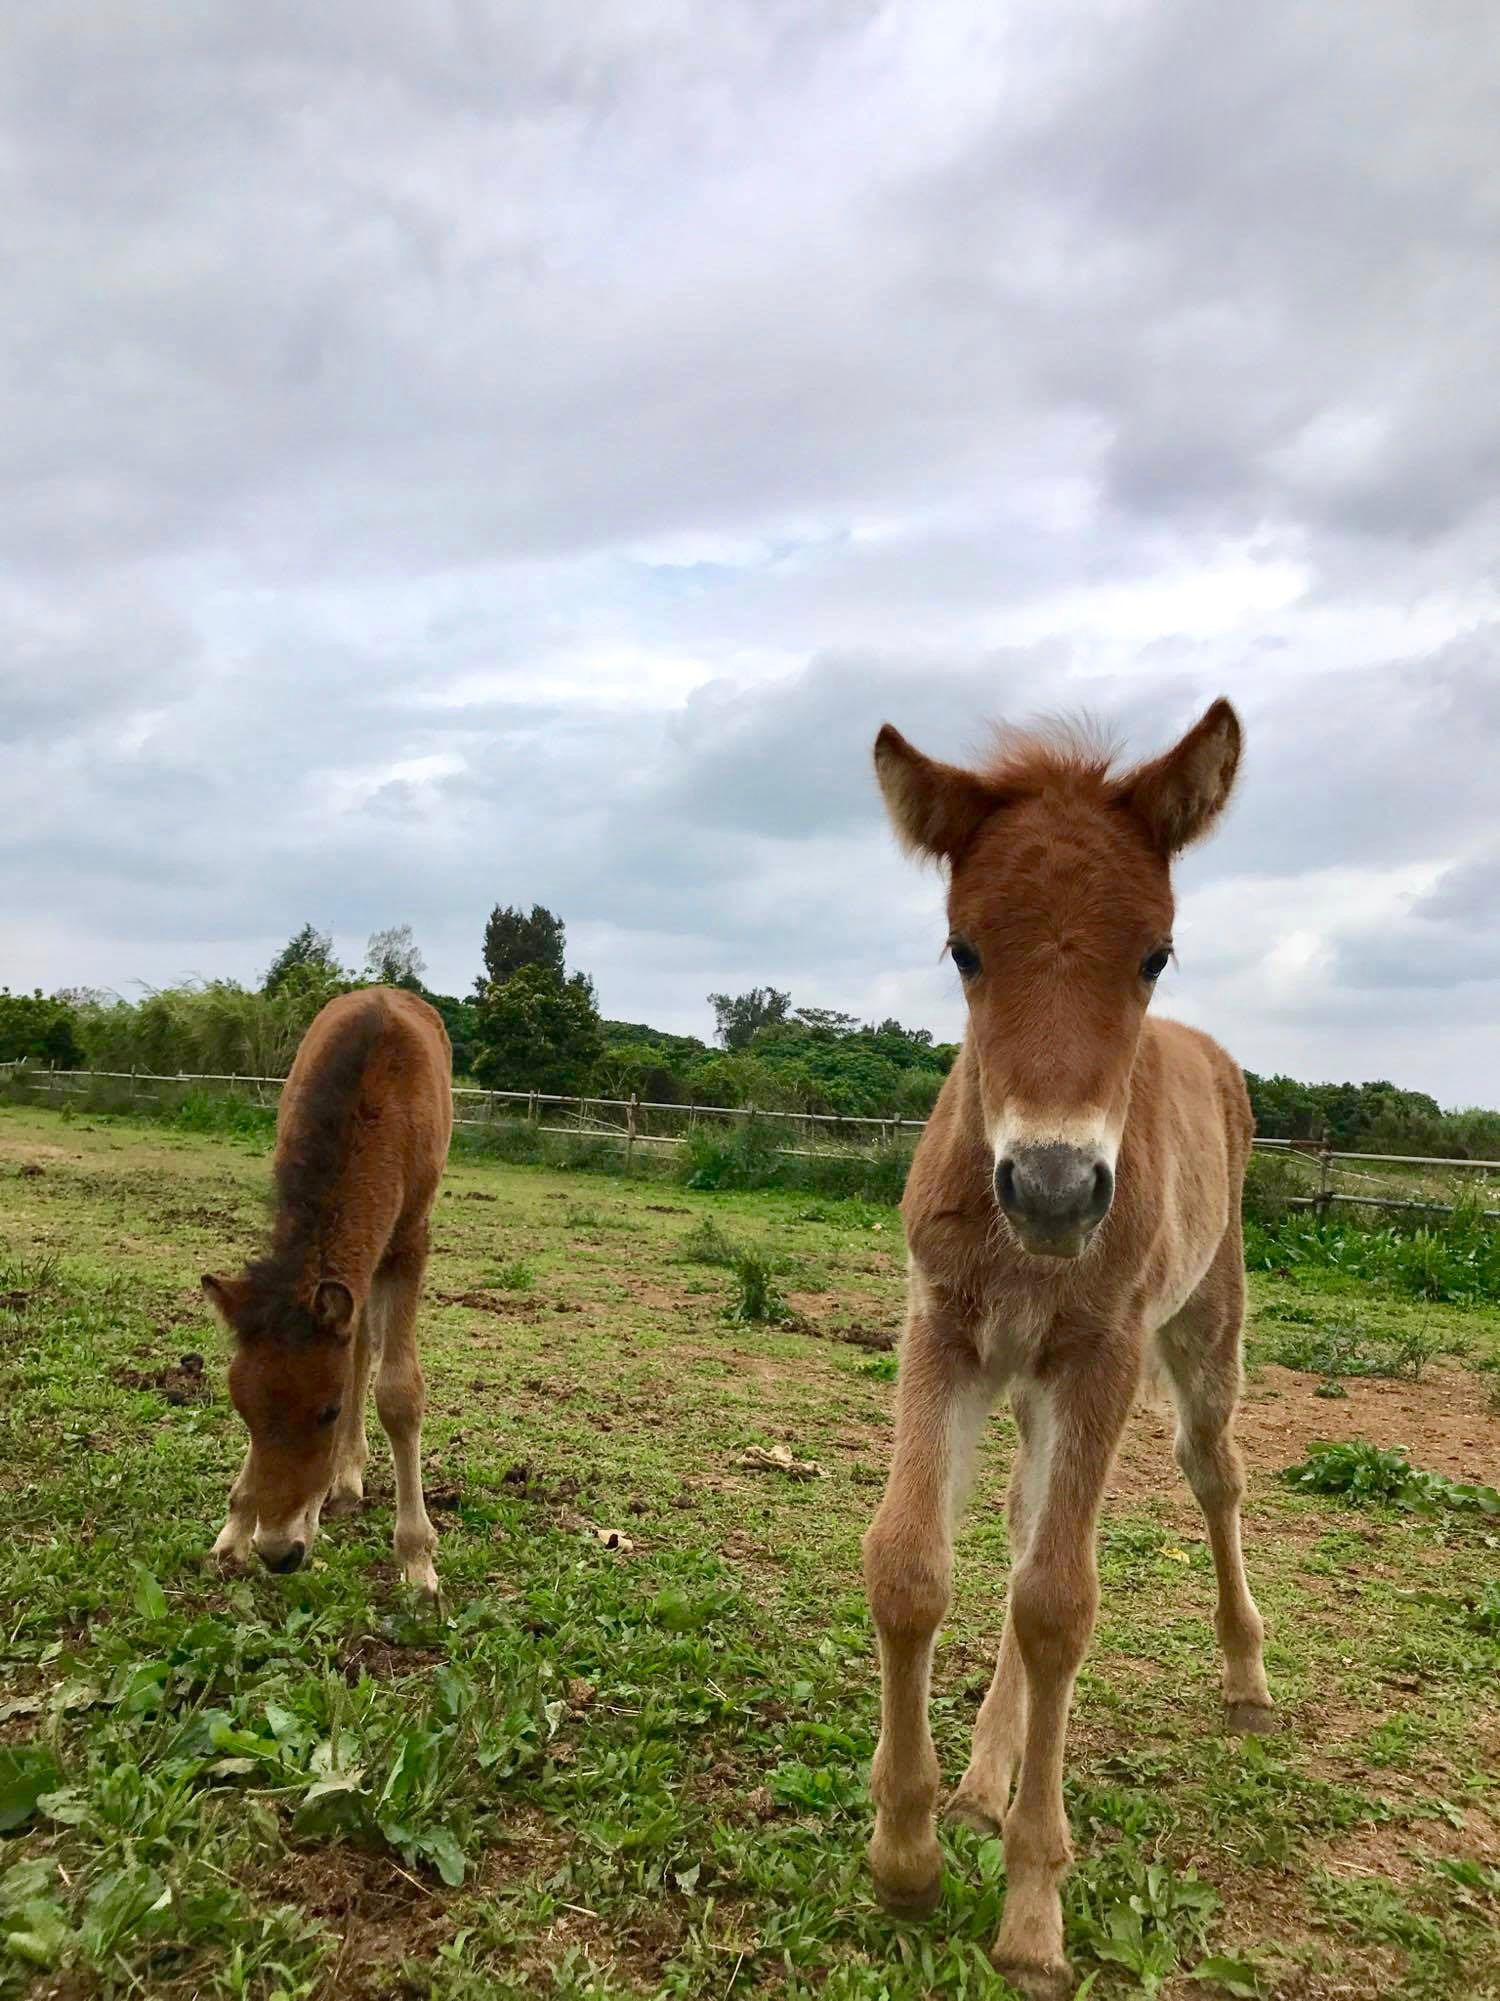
[
  {"left": 262, "top": 923, "right": 342, "bottom": 997},
  {"left": 471, "top": 965, "right": 603, "bottom": 1095},
  {"left": 707, "top": 987, "right": 791, "bottom": 1051},
  {"left": 477, "top": 904, "right": 566, "bottom": 993}
]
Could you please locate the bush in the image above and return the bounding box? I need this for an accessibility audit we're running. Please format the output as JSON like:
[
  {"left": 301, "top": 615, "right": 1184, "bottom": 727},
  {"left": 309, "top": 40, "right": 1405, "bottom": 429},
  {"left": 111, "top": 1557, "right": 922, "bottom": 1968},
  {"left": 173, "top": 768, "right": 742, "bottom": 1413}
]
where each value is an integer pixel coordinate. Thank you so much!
[
  {"left": 726, "top": 1248, "right": 788, "bottom": 1325},
  {"left": 72, "top": 976, "right": 356, "bottom": 1079},
  {"left": 678, "top": 1220, "right": 740, "bottom": 1267},
  {"left": 1241, "top": 1150, "right": 1313, "bottom": 1226},
  {"left": 0, "top": 989, "right": 83, "bottom": 1068},
  {"left": 171, "top": 1091, "right": 278, "bottom": 1144},
  {"left": 1245, "top": 1211, "right": 1500, "bottom": 1304}
]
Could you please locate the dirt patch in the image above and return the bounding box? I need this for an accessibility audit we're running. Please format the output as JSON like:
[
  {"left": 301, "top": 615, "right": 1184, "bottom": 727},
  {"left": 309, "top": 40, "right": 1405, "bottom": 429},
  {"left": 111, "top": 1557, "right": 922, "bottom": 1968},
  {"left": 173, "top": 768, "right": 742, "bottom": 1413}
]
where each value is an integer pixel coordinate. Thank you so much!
[
  {"left": 437, "top": 1289, "right": 542, "bottom": 1320},
  {"left": 256, "top": 1844, "right": 451, "bottom": 1999},
  {"left": 1313, "top": 1805, "right": 1500, "bottom": 1886},
  {"left": 111, "top": 1351, "right": 211, "bottom": 1406},
  {"left": 1104, "top": 1361, "right": 1499, "bottom": 1512},
  {"left": 627, "top": 1278, "right": 695, "bottom": 1313},
  {"left": 832, "top": 1321, "right": 896, "bottom": 1353},
  {"left": 339, "top": 1636, "right": 448, "bottom": 1683}
]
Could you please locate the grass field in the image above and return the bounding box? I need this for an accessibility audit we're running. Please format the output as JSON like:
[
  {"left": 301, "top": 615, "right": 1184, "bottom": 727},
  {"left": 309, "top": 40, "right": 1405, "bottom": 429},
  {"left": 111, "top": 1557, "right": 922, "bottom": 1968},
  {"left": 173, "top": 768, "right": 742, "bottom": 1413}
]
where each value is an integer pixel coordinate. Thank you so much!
[{"left": 2, "top": 1105, "right": 1498, "bottom": 2000}]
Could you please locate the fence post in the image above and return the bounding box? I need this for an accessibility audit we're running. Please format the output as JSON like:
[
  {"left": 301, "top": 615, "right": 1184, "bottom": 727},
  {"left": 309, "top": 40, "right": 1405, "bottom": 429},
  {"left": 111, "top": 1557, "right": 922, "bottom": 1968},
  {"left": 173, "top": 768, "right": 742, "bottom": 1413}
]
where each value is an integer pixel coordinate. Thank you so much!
[
  {"left": 1316, "top": 1134, "right": 1334, "bottom": 1216},
  {"left": 528, "top": 1090, "right": 538, "bottom": 1129},
  {"left": 626, "top": 1093, "right": 639, "bottom": 1170}
]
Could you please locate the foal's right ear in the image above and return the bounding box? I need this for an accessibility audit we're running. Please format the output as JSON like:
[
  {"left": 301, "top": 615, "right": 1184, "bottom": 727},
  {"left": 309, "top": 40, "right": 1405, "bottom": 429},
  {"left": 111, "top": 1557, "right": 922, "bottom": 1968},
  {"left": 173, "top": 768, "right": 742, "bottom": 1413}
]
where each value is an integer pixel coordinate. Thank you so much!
[
  {"left": 1114, "top": 698, "right": 1243, "bottom": 855},
  {"left": 874, "top": 725, "right": 1002, "bottom": 861}
]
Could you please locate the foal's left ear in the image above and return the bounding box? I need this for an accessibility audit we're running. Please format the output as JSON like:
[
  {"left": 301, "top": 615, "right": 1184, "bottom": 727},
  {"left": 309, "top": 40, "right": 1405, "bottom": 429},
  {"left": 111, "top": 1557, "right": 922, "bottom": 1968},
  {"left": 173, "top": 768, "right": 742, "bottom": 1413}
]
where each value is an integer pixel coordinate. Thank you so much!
[
  {"left": 312, "top": 1281, "right": 356, "bottom": 1341},
  {"left": 1114, "top": 698, "right": 1242, "bottom": 855},
  {"left": 201, "top": 1273, "right": 247, "bottom": 1329}
]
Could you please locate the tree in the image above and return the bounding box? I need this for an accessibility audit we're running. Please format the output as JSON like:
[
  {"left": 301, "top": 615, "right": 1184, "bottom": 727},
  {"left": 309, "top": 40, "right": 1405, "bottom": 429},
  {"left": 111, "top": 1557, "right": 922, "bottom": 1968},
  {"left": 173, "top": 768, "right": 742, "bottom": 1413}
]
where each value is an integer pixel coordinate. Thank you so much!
[
  {"left": 471, "top": 965, "right": 604, "bottom": 1095},
  {"left": 477, "top": 904, "right": 566, "bottom": 992},
  {"left": 364, "top": 924, "right": 426, "bottom": 987},
  {"left": 263, "top": 923, "right": 342, "bottom": 997},
  {"left": 791, "top": 1006, "right": 860, "bottom": 1039},
  {"left": 0, "top": 989, "right": 82, "bottom": 1068},
  {"left": 707, "top": 987, "right": 791, "bottom": 1051}
]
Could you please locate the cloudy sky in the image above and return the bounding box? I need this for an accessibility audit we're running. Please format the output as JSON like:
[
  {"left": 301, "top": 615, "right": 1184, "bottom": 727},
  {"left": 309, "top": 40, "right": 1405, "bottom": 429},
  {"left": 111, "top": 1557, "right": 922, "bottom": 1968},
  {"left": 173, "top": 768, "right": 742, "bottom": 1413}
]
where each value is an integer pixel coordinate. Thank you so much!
[{"left": 4, "top": 1, "right": 1498, "bottom": 1104}]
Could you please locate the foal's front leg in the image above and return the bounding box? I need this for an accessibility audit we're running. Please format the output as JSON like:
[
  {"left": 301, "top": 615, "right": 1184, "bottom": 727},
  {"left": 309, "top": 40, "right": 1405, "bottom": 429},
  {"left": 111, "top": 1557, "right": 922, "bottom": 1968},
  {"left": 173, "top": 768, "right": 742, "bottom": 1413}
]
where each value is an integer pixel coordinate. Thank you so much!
[
  {"left": 863, "top": 1298, "right": 991, "bottom": 1914},
  {"left": 990, "top": 1343, "right": 1135, "bottom": 1999},
  {"left": 212, "top": 1447, "right": 256, "bottom": 1565}
]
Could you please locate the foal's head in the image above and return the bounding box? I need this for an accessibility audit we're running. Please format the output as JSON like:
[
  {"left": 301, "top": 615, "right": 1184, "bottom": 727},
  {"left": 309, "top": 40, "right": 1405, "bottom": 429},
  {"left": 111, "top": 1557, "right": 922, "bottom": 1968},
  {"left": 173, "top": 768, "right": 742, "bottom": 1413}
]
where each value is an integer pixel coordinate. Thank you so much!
[
  {"left": 877, "top": 699, "right": 1241, "bottom": 1258},
  {"left": 201, "top": 1270, "right": 356, "bottom": 1571}
]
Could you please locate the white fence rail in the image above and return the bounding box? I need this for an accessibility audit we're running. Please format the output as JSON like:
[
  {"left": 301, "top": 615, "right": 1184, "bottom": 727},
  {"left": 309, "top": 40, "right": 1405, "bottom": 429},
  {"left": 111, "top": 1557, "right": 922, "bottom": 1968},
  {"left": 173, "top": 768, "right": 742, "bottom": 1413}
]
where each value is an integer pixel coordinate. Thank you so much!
[{"left": 4, "top": 1062, "right": 1498, "bottom": 1219}]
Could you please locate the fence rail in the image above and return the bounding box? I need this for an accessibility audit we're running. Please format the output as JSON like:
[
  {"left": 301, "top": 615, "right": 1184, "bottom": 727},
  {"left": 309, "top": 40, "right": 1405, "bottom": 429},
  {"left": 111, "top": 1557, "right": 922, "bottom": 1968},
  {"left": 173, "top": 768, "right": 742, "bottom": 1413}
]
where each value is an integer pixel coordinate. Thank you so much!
[{"left": 4, "top": 1061, "right": 1497, "bottom": 1220}]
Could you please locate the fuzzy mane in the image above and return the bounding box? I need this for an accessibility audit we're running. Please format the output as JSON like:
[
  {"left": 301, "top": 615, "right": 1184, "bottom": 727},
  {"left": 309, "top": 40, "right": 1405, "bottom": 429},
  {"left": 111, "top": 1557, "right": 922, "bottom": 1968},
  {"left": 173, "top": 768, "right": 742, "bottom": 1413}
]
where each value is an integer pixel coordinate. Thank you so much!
[
  {"left": 237, "top": 995, "right": 386, "bottom": 1341},
  {"left": 977, "top": 714, "right": 1125, "bottom": 796}
]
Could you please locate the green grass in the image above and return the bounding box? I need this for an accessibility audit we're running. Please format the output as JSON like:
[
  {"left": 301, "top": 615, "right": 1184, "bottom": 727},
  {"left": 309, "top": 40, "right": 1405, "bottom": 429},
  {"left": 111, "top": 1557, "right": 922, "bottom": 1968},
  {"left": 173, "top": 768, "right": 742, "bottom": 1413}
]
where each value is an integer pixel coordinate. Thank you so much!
[{"left": 1, "top": 1106, "right": 1498, "bottom": 1999}]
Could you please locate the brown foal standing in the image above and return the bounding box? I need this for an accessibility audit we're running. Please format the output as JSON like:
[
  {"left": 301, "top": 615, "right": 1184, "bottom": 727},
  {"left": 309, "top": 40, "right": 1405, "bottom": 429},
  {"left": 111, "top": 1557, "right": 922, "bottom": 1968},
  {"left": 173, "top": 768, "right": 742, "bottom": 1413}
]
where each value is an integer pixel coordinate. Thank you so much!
[
  {"left": 862, "top": 699, "right": 1272, "bottom": 1998},
  {"left": 202, "top": 986, "right": 453, "bottom": 1598}
]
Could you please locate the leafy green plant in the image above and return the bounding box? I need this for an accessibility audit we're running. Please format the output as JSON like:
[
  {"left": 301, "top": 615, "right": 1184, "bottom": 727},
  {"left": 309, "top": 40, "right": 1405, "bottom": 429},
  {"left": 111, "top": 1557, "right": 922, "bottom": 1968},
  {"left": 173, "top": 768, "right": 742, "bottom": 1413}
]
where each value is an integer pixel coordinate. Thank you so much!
[
  {"left": 1068, "top": 1849, "right": 1223, "bottom": 1996},
  {"left": 1283, "top": 1440, "right": 1500, "bottom": 1516},
  {"left": 488, "top": 1259, "right": 535, "bottom": 1292}
]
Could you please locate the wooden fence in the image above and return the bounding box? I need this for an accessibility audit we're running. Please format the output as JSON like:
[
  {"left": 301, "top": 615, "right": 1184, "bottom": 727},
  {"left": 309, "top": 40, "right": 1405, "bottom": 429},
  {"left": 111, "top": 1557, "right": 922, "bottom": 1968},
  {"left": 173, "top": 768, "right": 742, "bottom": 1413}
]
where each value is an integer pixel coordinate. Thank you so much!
[{"left": 4, "top": 1062, "right": 1498, "bottom": 1221}]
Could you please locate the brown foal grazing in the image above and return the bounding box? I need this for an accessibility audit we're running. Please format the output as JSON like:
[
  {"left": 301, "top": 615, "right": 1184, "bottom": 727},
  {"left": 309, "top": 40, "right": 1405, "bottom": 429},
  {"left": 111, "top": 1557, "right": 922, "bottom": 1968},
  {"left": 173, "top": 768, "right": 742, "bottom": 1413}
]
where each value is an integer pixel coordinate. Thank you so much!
[
  {"left": 863, "top": 699, "right": 1271, "bottom": 1998},
  {"left": 201, "top": 987, "right": 453, "bottom": 1597}
]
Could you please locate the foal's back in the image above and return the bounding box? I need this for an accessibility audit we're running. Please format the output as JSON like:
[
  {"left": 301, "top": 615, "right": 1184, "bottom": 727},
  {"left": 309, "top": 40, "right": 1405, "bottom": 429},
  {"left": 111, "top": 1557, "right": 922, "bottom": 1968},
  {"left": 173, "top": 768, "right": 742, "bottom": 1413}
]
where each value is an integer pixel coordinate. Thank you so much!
[{"left": 276, "top": 986, "right": 452, "bottom": 1260}]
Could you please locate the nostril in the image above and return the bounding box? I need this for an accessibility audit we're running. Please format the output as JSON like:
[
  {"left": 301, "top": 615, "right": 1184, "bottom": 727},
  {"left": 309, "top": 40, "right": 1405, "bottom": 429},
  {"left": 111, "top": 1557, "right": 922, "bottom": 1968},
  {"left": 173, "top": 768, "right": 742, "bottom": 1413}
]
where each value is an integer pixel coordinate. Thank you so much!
[
  {"left": 274, "top": 1543, "right": 305, "bottom": 1575},
  {"left": 1090, "top": 1162, "right": 1115, "bottom": 1219},
  {"left": 994, "top": 1158, "right": 1019, "bottom": 1211}
]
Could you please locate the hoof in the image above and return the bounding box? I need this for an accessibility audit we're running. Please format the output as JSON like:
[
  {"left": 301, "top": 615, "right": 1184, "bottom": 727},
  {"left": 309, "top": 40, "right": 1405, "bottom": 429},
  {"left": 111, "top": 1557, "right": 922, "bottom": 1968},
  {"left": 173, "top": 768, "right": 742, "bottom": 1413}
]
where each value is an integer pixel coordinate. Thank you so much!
[
  {"left": 403, "top": 1559, "right": 441, "bottom": 1603},
  {"left": 944, "top": 1790, "right": 1005, "bottom": 1838},
  {"left": 324, "top": 1488, "right": 364, "bottom": 1518},
  {"left": 1224, "top": 1700, "right": 1278, "bottom": 1736},
  {"left": 874, "top": 1870, "right": 942, "bottom": 1919},
  {"left": 991, "top": 1953, "right": 1073, "bottom": 2001}
]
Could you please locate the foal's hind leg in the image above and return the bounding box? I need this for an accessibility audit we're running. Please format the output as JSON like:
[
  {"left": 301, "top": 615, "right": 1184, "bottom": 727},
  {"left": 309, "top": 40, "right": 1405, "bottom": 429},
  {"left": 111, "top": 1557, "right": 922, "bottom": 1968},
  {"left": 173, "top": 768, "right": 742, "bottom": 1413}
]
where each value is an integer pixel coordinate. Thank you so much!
[
  {"left": 371, "top": 1236, "right": 439, "bottom": 1598},
  {"left": 1155, "top": 1233, "right": 1273, "bottom": 1733}
]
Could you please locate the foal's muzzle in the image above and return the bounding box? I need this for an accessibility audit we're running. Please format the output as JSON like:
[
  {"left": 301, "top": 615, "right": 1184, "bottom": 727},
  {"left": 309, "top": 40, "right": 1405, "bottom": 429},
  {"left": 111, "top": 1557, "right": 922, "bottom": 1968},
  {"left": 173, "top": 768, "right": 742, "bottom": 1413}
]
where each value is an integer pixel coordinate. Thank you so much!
[
  {"left": 995, "top": 1143, "right": 1114, "bottom": 1257},
  {"left": 255, "top": 1538, "right": 306, "bottom": 1575}
]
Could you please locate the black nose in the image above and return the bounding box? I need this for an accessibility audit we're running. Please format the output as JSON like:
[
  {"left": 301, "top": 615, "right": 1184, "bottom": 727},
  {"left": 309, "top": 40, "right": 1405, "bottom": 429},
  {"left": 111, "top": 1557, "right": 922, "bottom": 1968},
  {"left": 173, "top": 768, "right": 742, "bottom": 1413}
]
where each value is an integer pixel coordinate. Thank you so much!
[
  {"left": 995, "top": 1145, "right": 1114, "bottom": 1237},
  {"left": 262, "top": 1542, "right": 305, "bottom": 1575}
]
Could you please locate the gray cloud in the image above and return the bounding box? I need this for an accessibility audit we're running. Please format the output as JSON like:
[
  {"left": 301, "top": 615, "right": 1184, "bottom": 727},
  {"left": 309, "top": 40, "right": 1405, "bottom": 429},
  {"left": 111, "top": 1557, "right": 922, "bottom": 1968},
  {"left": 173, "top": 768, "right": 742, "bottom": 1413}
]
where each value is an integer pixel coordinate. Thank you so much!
[{"left": 3, "top": 1, "right": 1498, "bottom": 1104}]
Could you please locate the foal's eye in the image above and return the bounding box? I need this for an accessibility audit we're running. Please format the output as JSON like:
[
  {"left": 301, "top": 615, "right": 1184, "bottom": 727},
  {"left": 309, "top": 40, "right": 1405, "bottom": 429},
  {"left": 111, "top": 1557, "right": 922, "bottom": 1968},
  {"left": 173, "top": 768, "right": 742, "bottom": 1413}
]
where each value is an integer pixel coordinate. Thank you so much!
[
  {"left": 950, "top": 938, "right": 982, "bottom": 979},
  {"left": 1141, "top": 947, "right": 1172, "bottom": 984},
  {"left": 316, "top": 1404, "right": 341, "bottom": 1427}
]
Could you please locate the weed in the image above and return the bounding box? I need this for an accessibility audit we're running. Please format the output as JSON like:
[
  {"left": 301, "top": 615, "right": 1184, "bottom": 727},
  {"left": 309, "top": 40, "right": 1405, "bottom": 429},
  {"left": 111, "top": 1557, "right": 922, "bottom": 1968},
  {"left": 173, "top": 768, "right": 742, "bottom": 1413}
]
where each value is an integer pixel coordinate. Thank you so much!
[
  {"left": 725, "top": 1247, "right": 788, "bottom": 1324},
  {"left": 1283, "top": 1440, "right": 1500, "bottom": 1517},
  {"left": 678, "top": 1219, "right": 739, "bottom": 1267},
  {"left": 859, "top": 1351, "right": 900, "bottom": 1381},
  {"left": 1267, "top": 1323, "right": 1439, "bottom": 1381},
  {"left": 488, "top": 1259, "right": 535, "bottom": 1292}
]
